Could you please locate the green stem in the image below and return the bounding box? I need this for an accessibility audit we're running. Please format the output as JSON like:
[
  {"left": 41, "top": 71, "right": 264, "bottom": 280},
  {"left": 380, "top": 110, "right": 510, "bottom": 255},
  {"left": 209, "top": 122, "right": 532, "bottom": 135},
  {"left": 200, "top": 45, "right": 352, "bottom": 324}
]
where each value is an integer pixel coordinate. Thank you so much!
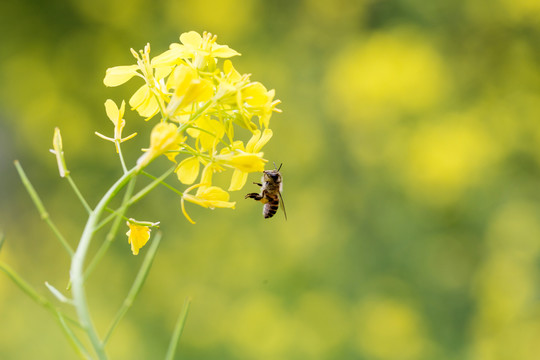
[
  {"left": 116, "top": 141, "right": 128, "bottom": 174},
  {"left": 104, "top": 206, "right": 130, "bottom": 222},
  {"left": 151, "top": 87, "right": 168, "bottom": 121},
  {"left": 93, "top": 212, "right": 117, "bottom": 234},
  {"left": 165, "top": 297, "right": 192, "bottom": 360},
  {"left": 92, "top": 205, "right": 142, "bottom": 233},
  {"left": 128, "top": 165, "right": 177, "bottom": 206},
  {"left": 0, "top": 261, "right": 89, "bottom": 358},
  {"left": 103, "top": 231, "right": 162, "bottom": 345},
  {"left": 56, "top": 310, "right": 93, "bottom": 360},
  {"left": 70, "top": 166, "right": 138, "bottom": 359},
  {"left": 66, "top": 174, "right": 92, "bottom": 214},
  {"left": 141, "top": 171, "right": 184, "bottom": 197},
  {"left": 92, "top": 166, "right": 177, "bottom": 236},
  {"left": 83, "top": 177, "right": 137, "bottom": 282},
  {"left": 188, "top": 99, "right": 214, "bottom": 122},
  {"left": 14, "top": 160, "right": 74, "bottom": 257}
]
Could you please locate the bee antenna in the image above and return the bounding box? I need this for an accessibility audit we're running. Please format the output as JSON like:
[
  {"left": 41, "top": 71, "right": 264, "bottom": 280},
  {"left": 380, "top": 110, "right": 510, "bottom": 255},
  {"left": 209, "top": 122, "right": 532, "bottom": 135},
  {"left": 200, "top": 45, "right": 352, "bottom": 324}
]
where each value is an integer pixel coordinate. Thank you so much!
[{"left": 272, "top": 162, "right": 283, "bottom": 171}]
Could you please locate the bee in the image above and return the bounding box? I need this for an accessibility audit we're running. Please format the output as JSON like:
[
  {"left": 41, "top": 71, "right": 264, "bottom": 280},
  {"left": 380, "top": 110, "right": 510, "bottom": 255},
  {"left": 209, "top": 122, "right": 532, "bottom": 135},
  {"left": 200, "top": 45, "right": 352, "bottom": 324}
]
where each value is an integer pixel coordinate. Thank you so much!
[{"left": 245, "top": 163, "right": 287, "bottom": 220}]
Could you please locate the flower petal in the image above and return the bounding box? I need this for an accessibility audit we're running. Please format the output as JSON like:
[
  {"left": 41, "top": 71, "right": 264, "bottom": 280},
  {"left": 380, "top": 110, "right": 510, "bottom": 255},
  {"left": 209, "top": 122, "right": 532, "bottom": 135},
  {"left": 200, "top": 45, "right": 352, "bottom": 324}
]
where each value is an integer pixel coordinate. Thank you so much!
[
  {"left": 184, "top": 186, "right": 236, "bottom": 209},
  {"left": 129, "top": 85, "right": 150, "bottom": 109},
  {"left": 200, "top": 186, "right": 230, "bottom": 202},
  {"left": 180, "top": 31, "right": 202, "bottom": 48},
  {"left": 243, "top": 82, "right": 270, "bottom": 107},
  {"left": 197, "top": 117, "right": 225, "bottom": 151},
  {"left": 126, "top": 222, "right": 151, "bottom": 255},
  {"left": 104, "top": 65, "right": 139, "bottom": 87},
  {"left": 245, "top": 130, "right": 261, "bottom": 152},
  {"left": 176, "top": 156, "right": 200, "bottom": 184},
  {"left": 228, "top": 169, "right": 248, "bottom": 191},
  {"left": 137, "top": 122, "right": 182, "bottom": 169},
  {"left": 212, "top": 45, "right": 241, "bottom": 58},
  {"left": 225, "top": 153, "right": 266, "bottom": 173},
  {"left": 104, "top": 99, "right": 120, "bottom": 125},
  {"left": 254, "top": 128, "right": 273, "bottom": 152},
  {"left": 151, "top": 48, "right": 183, "bottom": 67},
  {"left": 129, "top": 85, "right": 159, "bottom": 118}
]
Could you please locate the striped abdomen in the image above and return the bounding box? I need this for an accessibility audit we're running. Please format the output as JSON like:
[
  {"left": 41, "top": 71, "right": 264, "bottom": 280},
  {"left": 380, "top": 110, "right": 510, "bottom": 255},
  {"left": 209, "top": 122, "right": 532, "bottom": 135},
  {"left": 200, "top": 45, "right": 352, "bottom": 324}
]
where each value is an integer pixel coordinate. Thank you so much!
[{"left": 263, "top": 193, "right": 280, "bottom": 218}]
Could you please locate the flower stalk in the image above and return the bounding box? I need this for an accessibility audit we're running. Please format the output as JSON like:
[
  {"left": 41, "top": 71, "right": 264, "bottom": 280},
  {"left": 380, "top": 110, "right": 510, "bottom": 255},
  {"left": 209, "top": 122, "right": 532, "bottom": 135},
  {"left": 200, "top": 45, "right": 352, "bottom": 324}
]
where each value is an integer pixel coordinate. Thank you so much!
[
  {"left": 14, "top": 160, "right": 74, "bottom": 257},
  {"left": 70, "top": 166, "right": 138, "bottom": 359},
  {"left": 165, "top": 297, "right": 192, "bottom": 360},
  {"left": 104, "top": 231, "right": 162, "bottom": 345}
]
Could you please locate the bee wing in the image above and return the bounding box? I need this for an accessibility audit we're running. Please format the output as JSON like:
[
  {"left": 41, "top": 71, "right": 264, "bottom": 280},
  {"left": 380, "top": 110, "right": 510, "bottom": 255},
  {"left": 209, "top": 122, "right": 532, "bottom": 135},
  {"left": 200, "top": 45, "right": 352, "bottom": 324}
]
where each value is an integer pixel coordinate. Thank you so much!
[{"left": 278, "top": 190, "right": 287, "bottom": 221}]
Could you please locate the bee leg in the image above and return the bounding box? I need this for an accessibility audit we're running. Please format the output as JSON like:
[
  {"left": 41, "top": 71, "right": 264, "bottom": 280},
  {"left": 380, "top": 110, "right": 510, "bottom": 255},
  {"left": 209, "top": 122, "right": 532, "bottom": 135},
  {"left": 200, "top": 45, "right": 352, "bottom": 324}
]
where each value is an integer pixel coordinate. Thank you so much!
[
  {"left": 245, "top": 193, "right": 263, "bottom": 200},
  {"left": 252, "top": 182, "right": 262, "bottom": 187}
]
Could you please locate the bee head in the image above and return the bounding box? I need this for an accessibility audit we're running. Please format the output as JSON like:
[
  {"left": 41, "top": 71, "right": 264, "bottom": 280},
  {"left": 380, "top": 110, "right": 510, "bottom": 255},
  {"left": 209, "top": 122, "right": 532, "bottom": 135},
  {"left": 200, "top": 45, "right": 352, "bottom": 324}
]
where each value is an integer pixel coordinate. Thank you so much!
[{"left": 263, "top": 169, "right": 281, "bottom": 183}]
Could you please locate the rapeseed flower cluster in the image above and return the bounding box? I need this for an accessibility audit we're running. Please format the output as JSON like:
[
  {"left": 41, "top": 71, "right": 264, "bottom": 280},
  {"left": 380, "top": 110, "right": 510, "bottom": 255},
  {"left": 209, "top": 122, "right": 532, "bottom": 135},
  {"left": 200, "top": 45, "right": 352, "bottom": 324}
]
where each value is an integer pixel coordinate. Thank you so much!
[
  {"left": 9, "top": 31, "right": 283, "bottom": 360},
  {"left": 101, "top": 31, "right": 280, "bottom": 253}
]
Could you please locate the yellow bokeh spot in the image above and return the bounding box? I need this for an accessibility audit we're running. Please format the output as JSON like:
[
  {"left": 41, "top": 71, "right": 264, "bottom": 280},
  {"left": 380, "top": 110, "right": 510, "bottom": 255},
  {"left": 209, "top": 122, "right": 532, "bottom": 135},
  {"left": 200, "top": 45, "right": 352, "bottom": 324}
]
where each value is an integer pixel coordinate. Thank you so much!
[
  {"left": 354, "top": 297, "right": 429, "bottom": 359},
  {"left": 402, "top": 115, "right": 497, "bottom": 205},
  {"left": 470, "top": 319, "right": 540, "bottom": 360},
  {"left": 326, "top": 29, "right": 447, "bottom": 125},
  {"left": 293, "top": 292, "right": 350, "bottom": 357},
  {"left": 227, "top": 293, "right": 293, "bottom": 359},
  {"left": 164, "top": 0, "right": 255, "bottom": 39},
  {"left": 474, "top": 255, "right": 533, "bottom": 328},
  {"left": 485, "top": 201, "right": 540, "bottom": 259},
  {"left": 499, "top": 0, "right": 540, "bottom": 21},
  {"left": 473, "top": 201, "right": 540, "bottom": 329}
]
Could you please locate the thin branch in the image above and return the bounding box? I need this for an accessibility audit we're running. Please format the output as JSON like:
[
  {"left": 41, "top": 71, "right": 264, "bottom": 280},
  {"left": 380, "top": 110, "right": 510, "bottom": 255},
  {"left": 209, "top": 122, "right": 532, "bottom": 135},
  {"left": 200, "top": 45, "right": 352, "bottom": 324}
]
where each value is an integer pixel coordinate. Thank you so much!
[
  {"left": 0, "top": 261, "right": 88, "bottom": 358},
  {"left": 66, "top": 174, "right": 92, "bottom": 214},
  {"left": 141, "top": 171, "right": 183, "bottom": 197},
  {"left": 128, "top": 165, "right": 177, "bottom": 206},
  {"left": 70, "top": 166, "right": 138, "bottom": 359},
  {"left": 14, "top": 160, "right": 74, "bottom": 257},
  {"left": 165, "top": 297, "right": 192, "bottom": 360},
  {"left": 116, "top": 141, "right": 128, "bottom": 174},
  {"left": 84, "top": 177, "right": 137, "bottom": 281},
  {"left": 103, "top": 232, "right": 162, "bottom": 345}
]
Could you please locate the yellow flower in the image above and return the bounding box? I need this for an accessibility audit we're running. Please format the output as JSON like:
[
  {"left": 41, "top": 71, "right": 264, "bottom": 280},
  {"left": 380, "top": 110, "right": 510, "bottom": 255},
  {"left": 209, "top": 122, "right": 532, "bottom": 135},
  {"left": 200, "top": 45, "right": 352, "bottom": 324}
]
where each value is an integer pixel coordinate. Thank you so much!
[
  {"left": 105, "top": 99, "right": 126, "bottom": 139},
  {"left": 215, "top": 60, "right": 250, "bottom": 103},
  {"left": 187, "top": 115, "right": 226, "bottom": 151},
  {"left": 104, "top": 44, "right": 172, "bottom": 119},
  {"left": 137, "top": 122, "right": 183, "bottom": 169},
  {"left": 219, "top": 128, "right": 273, "bottom": 190},
  {"left": 165, "top": 64, "right": 214, "bottom": 119},
  {"left": 102, "top": 33, "right": 281, "bottom": 223},
  {"left": 126, "top": 221, "right": 151, "bottom": 255},
  {"left": 163, "top": 31, "right": 240, "bottom": 70},
  {"left": 181, "top": 183, "right": 236, "bottom": 224},
  {"left": 181, "top": 162, "right": 223, "bottom": 193},
  {"left": 129, "top": 83, "right": 161, "bottom": 119},
  {"left": 95, "top": 99, "right": 137, "bottom": 153},
  {"left": 241, "top": 82, "right": 281, "bottom": 128},
  {"left": 214, "top": 62, "right": 281, "bottom": 129}
]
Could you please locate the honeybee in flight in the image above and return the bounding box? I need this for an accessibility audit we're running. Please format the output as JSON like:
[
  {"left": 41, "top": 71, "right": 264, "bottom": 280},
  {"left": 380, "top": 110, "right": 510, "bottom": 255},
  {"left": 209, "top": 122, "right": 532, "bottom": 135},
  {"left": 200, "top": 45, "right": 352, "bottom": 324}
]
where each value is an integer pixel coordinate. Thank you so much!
[{"left": 245, "top": 163, "right": 287, "bottom": 220}]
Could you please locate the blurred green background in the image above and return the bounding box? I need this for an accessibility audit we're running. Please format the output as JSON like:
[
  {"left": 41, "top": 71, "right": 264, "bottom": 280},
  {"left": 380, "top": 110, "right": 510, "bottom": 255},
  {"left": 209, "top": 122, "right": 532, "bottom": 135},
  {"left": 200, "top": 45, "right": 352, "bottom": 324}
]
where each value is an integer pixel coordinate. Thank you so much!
[{"left": 2, "top": 0, "right": 540, "bottom": 359}]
